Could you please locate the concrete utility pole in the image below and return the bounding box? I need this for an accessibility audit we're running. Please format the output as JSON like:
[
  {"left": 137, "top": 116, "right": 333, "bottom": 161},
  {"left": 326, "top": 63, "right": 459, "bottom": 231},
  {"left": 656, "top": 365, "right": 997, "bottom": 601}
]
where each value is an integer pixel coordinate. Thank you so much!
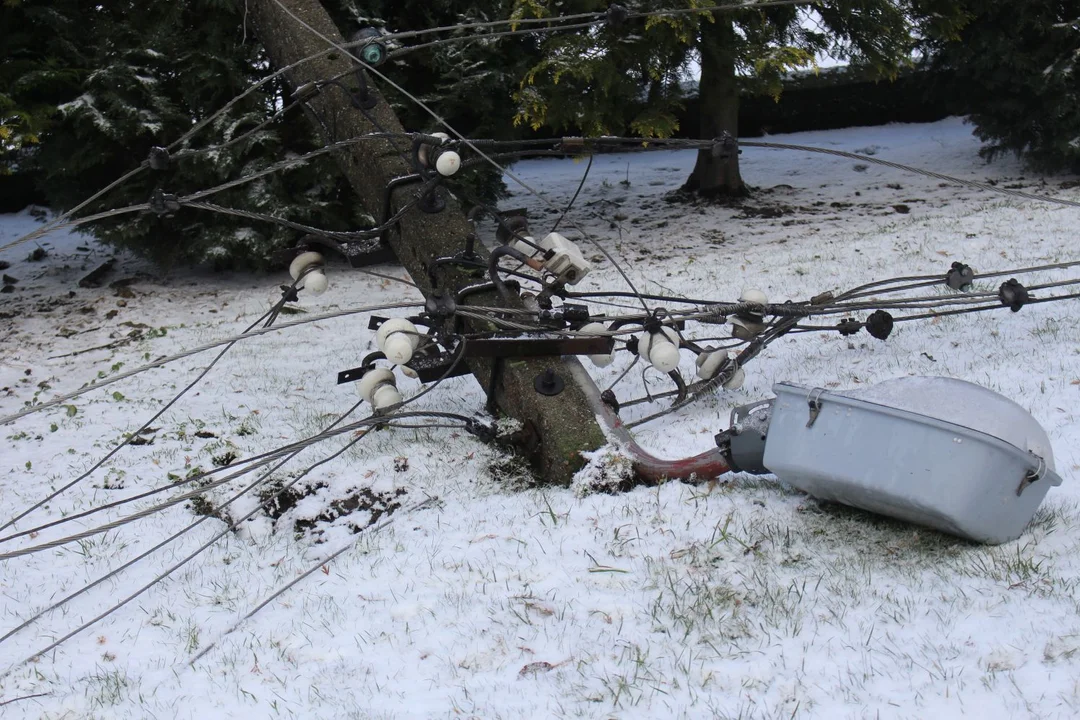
[{"left": 247, "top": 0, "right": 607, "bottom": 483}]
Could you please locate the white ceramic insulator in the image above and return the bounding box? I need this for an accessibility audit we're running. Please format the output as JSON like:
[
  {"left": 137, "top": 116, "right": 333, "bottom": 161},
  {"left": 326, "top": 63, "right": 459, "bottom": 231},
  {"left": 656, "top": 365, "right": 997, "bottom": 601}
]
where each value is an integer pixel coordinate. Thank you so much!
[
  {"left": 358, "top": 368, "right": 395, "bottom": 405},
  {"left": 400, "top": 365, "right": 419, "bottom": 379},
  {"left": 376, "top": 318, "right": 420, "bottom": 358},
  {"left": 435, "top": 150, "right": 461, "bottom": 177},
  {"left": 723, "top": 367, "right": 746, "bottom": 390},
  {"left": 419, "top": 132, "right": 452, "bottom": 167},
  {"left": 303, "top": 270, "right": 328, "bottom": 295},
  {"left": 740, "top": 288, "right": 768, "bottom": 306},
  {"left": 382, "top": 333, "right": 415, "bottom": 365},
  {"left": 590, "top": 354, "right": 615, "bottom": 368},
  {"left": 696, "top": 349, "right": 726, "bottom": 380},
  {"left": 371, "top": 383, "right": 402, "bottom": 410},
  {"left": 289, "top": 251, "right": 324, "bottom": 281},
  {"left": 579, "top": 322, "right": 614, "bottom": 367},
  {"left": 649, "top": 342, "right": 681, "bottom": 373},
  {"left": 639, "top": 327, "right": 679, "bottom": 372}
]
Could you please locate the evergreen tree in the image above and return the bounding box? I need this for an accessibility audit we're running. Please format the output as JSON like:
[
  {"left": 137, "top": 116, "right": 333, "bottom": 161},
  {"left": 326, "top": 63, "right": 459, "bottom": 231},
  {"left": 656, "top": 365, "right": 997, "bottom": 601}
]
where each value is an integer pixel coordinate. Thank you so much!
[
  {"left": 0, "top": 0, "right": 86, "bottom": 210},
  {"left": 512, "top": 0, "right": 965, "bottom": 196},
  {"left": 328, "top": 1, "right": 530, "bottom": 137},
  {"left": 930, "top": 1, "right": 1080, "bottom": 172},
  {"left": 29, "top": 1, "right": 367, "bottom": 270},
  {"left": 0, "top": 0, "right": 84, "bottom": 167},
  {"left": 325, "top": 0, "right": 538, "bottom": 202},
  {"left": 3, "top": 0, "right": 533, "bottom": 265}
]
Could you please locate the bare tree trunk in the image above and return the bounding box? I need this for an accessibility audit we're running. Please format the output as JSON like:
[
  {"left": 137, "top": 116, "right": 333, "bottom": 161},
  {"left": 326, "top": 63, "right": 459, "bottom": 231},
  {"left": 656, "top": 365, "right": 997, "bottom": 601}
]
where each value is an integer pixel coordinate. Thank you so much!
[
  {"left": 247, "top": 0, "right": 606, "bottom": 483},
  {"left": 683, "top": 15, "right": 747, "bottom": 197}
]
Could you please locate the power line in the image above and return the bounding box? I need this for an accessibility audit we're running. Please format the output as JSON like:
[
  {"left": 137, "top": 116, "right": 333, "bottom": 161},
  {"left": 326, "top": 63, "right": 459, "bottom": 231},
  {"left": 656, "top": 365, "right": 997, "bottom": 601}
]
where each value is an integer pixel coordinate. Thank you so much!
[
  {"left": 0, "top": 410, "right": 473, "bottom": 560},
  {"left": 189, "top": 495, "right": 441, "bottom": 665},
  {"left": 0, "top": 294, "right": 289, "bottom": 535},
  {"left": 741, "top": 140, "right": 1080, "bottom": 210},
  {"left": 1, "top": 344, "right": 473, "bottom": 671},
  {"left": 0, "top": 398, "right": 364, "bottom": 646},
  {"left": 0, "top": 302, "right": 422, "bottom": 426}
]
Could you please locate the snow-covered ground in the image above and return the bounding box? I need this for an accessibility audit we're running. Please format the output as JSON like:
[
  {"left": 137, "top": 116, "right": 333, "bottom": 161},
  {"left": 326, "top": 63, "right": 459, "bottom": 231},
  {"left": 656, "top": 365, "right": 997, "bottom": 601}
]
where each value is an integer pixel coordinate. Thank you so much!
[{"left": 2, "top": 117, "right": 1080, "bottom": 719}]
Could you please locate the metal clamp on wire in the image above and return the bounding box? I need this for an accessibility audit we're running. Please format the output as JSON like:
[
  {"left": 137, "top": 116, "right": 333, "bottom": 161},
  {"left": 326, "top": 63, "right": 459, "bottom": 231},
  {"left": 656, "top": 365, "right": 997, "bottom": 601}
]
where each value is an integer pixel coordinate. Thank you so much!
[
  {"left": 607, "top": 3, "right": 630, "bottom": 28},
  {"left": 837, "top": 318, "right": 861, "bottom": 336},
  {"left": 148, "top": 147, "right": 170, "bottom": 170},
  {"left": 946, "top": 261, "right": 975, "bottom": 291},
  {"left": 424, "top": 290, "right": 458, "bottom": 319},
  {"left": 149, "top": 189, "right": 181, "bottom": 217},
  {"left": 712, "top": 132, "right": 739, "bottom": 160},
  {"left": 999, "top": 279, "right": 1029, "bottom": 312}
]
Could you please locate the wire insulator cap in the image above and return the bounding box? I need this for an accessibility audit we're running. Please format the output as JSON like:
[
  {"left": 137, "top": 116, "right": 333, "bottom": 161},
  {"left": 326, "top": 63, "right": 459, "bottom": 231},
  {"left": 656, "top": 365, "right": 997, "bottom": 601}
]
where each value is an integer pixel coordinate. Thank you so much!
[
  {"left": 303, "top": 270, "right": 329, "bottom": 295},
  {"left": 376, "top": 318, "right": 421, "bottom": 365},
  {"left": 946, "top": 261, "right": 975, "bottom": 291},
  {"left": 289, "top": 252, "right": 326, "bottom": 295},
  {"left": 866, "top": 310, "right": 894, "bottom": 340},
  {"left": 723, "top": 367, "right": 746, "bottom": 390},
  {"left": 435, "top": 150, "right": 461, "bottom": 177},
  {"left": 358, "top": 367, "right": 397, "bottom": 407},
  {"left": 650, "top": 342, "right": 680, "bottom": 373},
  {"left": 148, "top": 147, "right": 170, "bottom": 170},
  {"left": 739, "top": 288, "right": 768, "bottom": 308},
  {"left": 361, "top": 41, "right": 386, "bottom": 66},
  {"left": 999, "top": 279, "right": 1029, "bottom": 312},
  {"left": 639, "top": 327, "right": 680, "bottom": 373},
  {"left": 418, "top": 132, "right": 451, "bottom": 168},
  {"left": 371, "top": 383, "right": 402, "bottom": 410},
  {"left": 607, "top": 3, "right": 630, "bottom": 28},
  {"left": 730, "top": 315, "right": 766, "bottom": 341},
  {"left": 696, "top": 348, "right": 727, "bottom": 380},
  {"left": 579, "top": 322, "right": 615, "bottom": 367}
]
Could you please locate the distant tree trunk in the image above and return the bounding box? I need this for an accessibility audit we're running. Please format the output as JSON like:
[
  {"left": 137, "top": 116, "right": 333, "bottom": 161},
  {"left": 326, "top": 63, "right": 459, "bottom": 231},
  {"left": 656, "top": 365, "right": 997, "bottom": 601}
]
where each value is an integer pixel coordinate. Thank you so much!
[
  {"left": 683, "top": 15, "right": 746, "bottom": 197},
  {"left": 247, "top": 0, "right": 607, "bottom": 484}
]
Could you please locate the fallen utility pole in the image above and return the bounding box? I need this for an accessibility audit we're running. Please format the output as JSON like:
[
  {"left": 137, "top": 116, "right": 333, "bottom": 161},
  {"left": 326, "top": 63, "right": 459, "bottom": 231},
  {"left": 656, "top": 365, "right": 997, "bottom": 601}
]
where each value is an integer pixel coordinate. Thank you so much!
[{"left": 247, "top": 0, "right": 606, "bottom": 483}]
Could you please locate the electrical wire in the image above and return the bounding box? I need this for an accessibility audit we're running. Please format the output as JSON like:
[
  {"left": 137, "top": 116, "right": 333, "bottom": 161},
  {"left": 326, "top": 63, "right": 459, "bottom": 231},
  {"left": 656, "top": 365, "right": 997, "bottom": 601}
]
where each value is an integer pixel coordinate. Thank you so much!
[
  {"left": 188, "top": 495, "right": 441, "bottom": 665},
  {"left": 0, "top": 302, "right": 423, "bottom": 426},
  {"left": 0, "top": 410, "right": 473, "bottom": 560},
  {"left": 552, "top": 154, "right": 593, "bottom": 233},
  {"left": 0, "top": 425, "right": 379, "bottom": 672},
  {"left": 1, "top": 339, "right": 474, "bottom": 671},
  {"left": 741, "top": 140, "right": 1080, "bottom": 210},
  {"left": 0, "top": 341, "right": 471, "bottom": 558},
  {"left": 0, "top": 292, "right": 290, "bottom": 535},
  {"left": 0, "top": 397, "right": 365, "bottom": 645}
]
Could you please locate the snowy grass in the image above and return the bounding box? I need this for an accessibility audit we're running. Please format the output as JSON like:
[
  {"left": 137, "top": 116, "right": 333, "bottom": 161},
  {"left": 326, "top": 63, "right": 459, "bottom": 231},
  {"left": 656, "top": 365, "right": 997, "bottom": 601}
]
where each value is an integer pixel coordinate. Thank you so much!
[{"left": 2, "top": 117, "right": 1080, "bottom": 717}]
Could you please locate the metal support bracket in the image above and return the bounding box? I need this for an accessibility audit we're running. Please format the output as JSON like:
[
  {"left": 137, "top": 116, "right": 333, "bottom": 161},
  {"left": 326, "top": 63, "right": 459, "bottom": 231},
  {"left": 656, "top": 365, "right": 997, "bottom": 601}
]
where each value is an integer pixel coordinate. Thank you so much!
[{"left": 464, "top": 335, "right": 614, "bottom": 359}]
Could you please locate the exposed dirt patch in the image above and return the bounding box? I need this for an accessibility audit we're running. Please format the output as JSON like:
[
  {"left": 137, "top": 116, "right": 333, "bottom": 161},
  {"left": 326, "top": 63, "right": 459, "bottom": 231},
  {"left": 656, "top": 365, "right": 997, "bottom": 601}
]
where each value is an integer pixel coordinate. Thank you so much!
[{"left": 258, "top": 480, "right": 409, "bottom": 539}]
